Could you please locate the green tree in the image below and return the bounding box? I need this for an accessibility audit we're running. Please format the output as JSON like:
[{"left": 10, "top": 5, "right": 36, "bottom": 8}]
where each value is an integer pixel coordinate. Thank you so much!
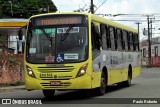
[
  {"left": 0, "top": 0, "right": 57, "bottom": 18},
  {"left": 74, "top": 4, "right": 96, "bottom": 13}
]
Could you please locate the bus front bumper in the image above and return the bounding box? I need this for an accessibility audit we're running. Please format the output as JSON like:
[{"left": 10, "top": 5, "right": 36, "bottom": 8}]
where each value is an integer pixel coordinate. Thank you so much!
[{"left": 25, "top": 74, "right": 92, "bottom": 90}]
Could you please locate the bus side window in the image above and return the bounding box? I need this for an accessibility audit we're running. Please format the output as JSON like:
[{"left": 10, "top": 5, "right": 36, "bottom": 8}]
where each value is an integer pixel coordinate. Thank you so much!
[
  {"left": 121, "top": 31, "right": 125, "bottom": 50},
  {"left": 114, "top": 28, "right": 118, "bottom": 50},
  {"left": 133, "top": 34, "right": 136, "bottom": 51},
  {"left": 109, "top": 27, "right": 115, "bottom": 51},
  {"left": 133, "top": 34, "right": 139, "bottom": 51},
  {"left": 135, "top": 34, "right": 139, "bottom": 51},
  {"left": 91, "top": 23, "right": 100, "bottom": 50},
  {"left": 127, "top": 32, "right": 130, "bottom": 51},
  {"left": 106, "top": 26, "right": 111, "bottom": 49},
  {"left": 116, "top": 29, "right": 122, "bottom": 51},
  {"left": 129, "top": 33, "right": 133, "bottom": 51},
  {"left": 100, "top": 24, "right": 107, "bottom": 50},
  {"left": 123, "top": 30, "right": 128, "bottom": 51}
]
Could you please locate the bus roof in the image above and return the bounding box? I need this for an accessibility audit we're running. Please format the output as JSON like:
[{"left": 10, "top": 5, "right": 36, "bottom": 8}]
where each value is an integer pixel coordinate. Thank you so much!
[
  {"left": 30, "top": 12, "right": 138, "bottom": 33},
  {"left": 90, "top": 14, "right": 138, "bottom": 33}
]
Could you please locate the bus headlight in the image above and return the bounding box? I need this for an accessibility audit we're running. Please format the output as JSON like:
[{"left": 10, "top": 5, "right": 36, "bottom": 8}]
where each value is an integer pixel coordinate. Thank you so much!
[
  {"left": 76, "top": 64, "right": 88, "bottom": 77},
  {"left": 26, "top": 66, "right": 36, "bottom": 78}
]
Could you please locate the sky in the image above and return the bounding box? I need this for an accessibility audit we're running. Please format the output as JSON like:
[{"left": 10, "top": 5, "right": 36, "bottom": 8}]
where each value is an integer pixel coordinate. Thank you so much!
[{"left": 52, "top": 0, "right": 160, "bottom": 41}]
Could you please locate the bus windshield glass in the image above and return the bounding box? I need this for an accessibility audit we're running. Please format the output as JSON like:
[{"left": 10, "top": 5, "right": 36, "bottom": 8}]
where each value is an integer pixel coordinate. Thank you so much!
[{"left": 26, "top": 15, "right": 88, "bottom": 64}]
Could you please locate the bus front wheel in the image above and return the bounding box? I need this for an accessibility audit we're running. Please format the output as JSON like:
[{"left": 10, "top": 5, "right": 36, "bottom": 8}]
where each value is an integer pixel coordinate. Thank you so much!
[
  {"left": 43, "top": 90, "right": 55, "bottom": 98},
  {"left": 94, "top": 71, "right": 106, "bottom": 96}
]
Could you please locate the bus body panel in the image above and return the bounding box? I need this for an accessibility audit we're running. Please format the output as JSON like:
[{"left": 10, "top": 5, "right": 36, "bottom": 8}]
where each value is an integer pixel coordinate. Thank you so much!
[
  {"left": 24, "top": 62, "right": 93, "bottom": 90},
  {"left": 25, "top": 73, "right": 92, "bottom": 90},
  {"left": 91, "top": 50, "right": 141, "bottom": 86}
]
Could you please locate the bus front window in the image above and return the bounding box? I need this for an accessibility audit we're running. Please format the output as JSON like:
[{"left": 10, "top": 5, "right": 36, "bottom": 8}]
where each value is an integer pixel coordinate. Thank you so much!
[{"left": 26, "top": 26, "right": 88, "bottom": 64}]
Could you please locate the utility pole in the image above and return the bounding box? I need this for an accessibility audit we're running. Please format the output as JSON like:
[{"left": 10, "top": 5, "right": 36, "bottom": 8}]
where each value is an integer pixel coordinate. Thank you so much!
[
  {"left": 147, "top": 15, "right": 151, "bottom": 67},
  {"left": 91, "top": 0, "right": 94, "bottom": 14},
  {"left": 149, "top": 17, "right": 155, "bottom": 42},
  {"left": 146, "top": 16, "right": 155, "bottom": 67},
  {"left": 135, "top": 22, "right": 141, "bottom": 37}
]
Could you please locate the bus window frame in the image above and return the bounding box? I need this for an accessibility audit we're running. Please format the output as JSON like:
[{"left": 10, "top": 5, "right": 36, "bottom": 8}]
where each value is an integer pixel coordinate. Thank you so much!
[
  {"left": 106, "top": 26, "right": 111, "bottom": 49},
  {"left": 129, "top": 32, "right": 134, "bottom": 51},
  {"left": 116, "top": 29, "right": 123, "bottom": 51},
  {"left": 100, "top": 24, "right": 108, "bottom": 50},
  {"left": 133, "top": 33, "right": 139, "bottom": 51},
  {"left": 91, "top": 23, "right": 101, "bottom": 50},
  {"left": 108, "top": 26, "right": 116, "bottom": 51},
  {"left": 122, "top": 30, "right": 128, "bottom": 51}
]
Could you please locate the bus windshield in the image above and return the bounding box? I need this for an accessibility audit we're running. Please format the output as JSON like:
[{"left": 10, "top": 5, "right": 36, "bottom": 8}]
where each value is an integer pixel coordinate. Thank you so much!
[{"left": 26, "top": 25, "right": 88, "bottom": 64}]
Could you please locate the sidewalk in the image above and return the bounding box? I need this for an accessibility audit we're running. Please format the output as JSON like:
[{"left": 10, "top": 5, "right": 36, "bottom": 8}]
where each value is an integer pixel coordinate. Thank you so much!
[
  {"left": 142, "top": 67, "right": 160, "bottom": 71},
  {"left": 0, "top": 85, "right": 25, "bottom": 90}
]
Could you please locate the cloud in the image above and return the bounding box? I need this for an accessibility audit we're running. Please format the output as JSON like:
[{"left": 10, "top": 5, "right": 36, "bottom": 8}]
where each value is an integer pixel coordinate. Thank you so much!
[
  {"left": 96, "top": 0, "right": 160, "bottom": 14},
  {"left": 52, "top": 0, "right": 89, "bottom": 12},
  {"left": 52, "top": 0, "right": 160, "bottom": 40}
]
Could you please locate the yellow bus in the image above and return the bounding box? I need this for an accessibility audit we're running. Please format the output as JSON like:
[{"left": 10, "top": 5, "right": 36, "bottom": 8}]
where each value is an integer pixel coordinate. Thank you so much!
[{"left": 21, "top": 12, "right": 141, "bottom": 98}]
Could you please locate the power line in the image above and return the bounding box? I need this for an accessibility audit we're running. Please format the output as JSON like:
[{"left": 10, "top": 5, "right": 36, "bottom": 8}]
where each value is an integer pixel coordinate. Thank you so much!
[
  {"left": 111, "top": 19, "right": 147, "bottom": 22},
  {"left": 94, "top": 0, "right": 107, "bottom": 13}
]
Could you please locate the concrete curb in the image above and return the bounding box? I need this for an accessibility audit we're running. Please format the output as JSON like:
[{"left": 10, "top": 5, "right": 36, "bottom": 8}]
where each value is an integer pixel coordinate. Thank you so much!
[{"left": 0, "top": 85, "right": 25, "bottom": 90}]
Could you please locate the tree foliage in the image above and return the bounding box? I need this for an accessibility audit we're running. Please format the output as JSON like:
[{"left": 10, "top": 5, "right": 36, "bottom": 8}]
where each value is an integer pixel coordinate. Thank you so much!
[
  {"left": 74, "top": 4, "right": 96, "bottom": 13},
  {"left": 0, "top": 0, "right": 57, "bottom": 18}
]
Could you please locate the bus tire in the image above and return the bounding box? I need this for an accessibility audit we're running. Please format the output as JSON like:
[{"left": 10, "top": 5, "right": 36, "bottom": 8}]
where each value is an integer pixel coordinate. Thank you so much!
[
  {"left": 94, "top": 71, "right": 106, "bottom": 96},
  {"left": 124, "top": 67, "right": 132, "bottom": 87},
  {"left": 43, "top": 90, "right": 55, "bottom": 98}
]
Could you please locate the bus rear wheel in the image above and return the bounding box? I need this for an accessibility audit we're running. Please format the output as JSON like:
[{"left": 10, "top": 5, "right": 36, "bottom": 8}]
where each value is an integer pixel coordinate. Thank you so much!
[
  {"left": 123, "top": 68, "right": 132, "bottom": 87},
  {"left": 94, "top": 72, "right": 106, "bottom": 96},
  {"left": 43, "top": 90, "right": 55, "bottom": 98}
]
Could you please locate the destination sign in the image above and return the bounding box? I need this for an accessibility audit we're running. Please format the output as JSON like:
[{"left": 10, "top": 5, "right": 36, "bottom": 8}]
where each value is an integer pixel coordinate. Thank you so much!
[{"left": 33, "top": 16, "right": 83, "bottom": 26}]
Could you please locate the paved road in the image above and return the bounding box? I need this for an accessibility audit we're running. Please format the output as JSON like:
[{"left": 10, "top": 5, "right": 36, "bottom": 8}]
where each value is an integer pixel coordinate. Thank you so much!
[{"left": 0, "top": 68, "right": 160, "bottom": 107}]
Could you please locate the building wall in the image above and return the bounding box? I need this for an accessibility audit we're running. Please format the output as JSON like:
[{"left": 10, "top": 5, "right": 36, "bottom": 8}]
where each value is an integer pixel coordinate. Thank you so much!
[{"left": 142, "top": 44, "right": 160, "bottom": 67}]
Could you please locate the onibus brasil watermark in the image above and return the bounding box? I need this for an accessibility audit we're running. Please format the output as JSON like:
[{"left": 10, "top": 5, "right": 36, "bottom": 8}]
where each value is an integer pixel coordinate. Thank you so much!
[{"left": 2, "top": 99, "right": 42, "bottom": 105}]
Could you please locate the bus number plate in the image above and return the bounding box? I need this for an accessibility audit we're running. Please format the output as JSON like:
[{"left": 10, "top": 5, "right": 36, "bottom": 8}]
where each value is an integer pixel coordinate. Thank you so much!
[
  {"left": 40, "top": 73, "right": 53, "bottom": 78},
  {"left": 50, "top": 81, "right": 61, "bottom": 86}
]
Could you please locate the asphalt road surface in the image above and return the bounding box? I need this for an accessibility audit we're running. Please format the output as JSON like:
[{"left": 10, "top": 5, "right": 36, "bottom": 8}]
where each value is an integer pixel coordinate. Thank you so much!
[{"left": 0, "top": 67, "right": 160, "bottom": 107}]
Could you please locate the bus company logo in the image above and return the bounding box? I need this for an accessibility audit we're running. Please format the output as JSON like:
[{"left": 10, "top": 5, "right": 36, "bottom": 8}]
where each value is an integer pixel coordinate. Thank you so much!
[
  {"left": 2, "top": 99, "right": 11, "bottom": 104},
  {"left": 54, "top": 75, "right": 58, "bottom": 79}
]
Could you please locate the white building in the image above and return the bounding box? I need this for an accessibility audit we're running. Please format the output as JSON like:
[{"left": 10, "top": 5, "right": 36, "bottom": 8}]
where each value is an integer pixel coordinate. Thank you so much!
[
  {"left": 141, "top": 37, "right": 160, "bottom": 67},
  {"left": 0, "top": 19, "right": 28, "bottom": 53}
]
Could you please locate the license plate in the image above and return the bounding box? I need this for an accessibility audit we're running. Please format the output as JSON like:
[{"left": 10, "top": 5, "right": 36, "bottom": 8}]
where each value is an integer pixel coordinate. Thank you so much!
[{"left": 50, "top": 81, "right": 61, "bottom": 86}]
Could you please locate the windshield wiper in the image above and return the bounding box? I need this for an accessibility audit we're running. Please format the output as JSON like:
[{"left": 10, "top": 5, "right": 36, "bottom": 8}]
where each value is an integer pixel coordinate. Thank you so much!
[{"left": 61, "top": 25, "right": 74, "bottom": 41}]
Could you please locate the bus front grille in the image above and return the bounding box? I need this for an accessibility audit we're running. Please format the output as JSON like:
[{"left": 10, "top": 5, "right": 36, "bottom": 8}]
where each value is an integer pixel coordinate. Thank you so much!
[
  {"left": 40, "top": 82, "right": 71, "bottom": 88},
  {"left": 38, "top": 66, "right": 75, "bottom": 73},
  {"left": 41, "top": 76, "right": 72, "bottom": 80},
  {"left": 38, "top": 68, "right": 74, "bottom": 72},
  {"left": 38, "top": 66, "right": 75, "bottom": 80}
]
